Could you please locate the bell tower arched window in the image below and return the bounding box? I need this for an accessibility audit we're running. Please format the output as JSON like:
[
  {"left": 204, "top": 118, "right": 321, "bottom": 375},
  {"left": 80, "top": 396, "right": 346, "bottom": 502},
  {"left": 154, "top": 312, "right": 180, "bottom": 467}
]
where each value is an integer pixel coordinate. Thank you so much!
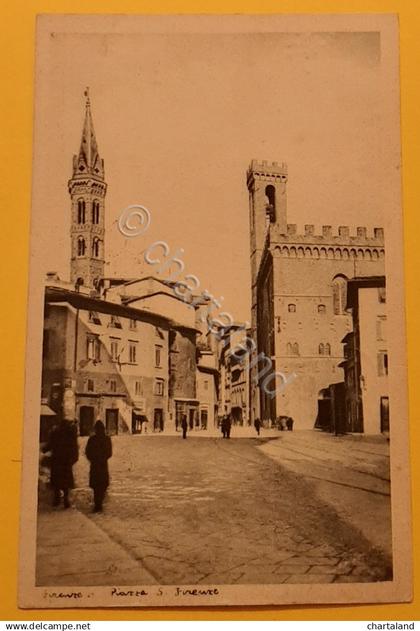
[
  {"left": 332, "top": 275, "right": 348, "bottom": 315},
  {"left": 92, "top": 200, "right": 100, "bottom": 224},
  {"left": 77, "top": 237, "right": 85, "bottom": 256},
  {"left": 77, "top": 199, "right": 86, "bottom": 224},
  {"left": 265, "top": 185, "right": 276, "bottom": 223},
  {"left": 92, "top": 237, "right": 100, "bottom": 258}
]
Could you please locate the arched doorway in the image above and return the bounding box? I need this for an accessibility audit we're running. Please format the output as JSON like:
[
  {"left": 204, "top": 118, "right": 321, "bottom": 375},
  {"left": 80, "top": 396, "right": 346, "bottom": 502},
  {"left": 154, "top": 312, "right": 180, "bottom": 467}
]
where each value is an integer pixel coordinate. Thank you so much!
[{"left": 231, "top": 406, "right": 243, "bottom": 425}]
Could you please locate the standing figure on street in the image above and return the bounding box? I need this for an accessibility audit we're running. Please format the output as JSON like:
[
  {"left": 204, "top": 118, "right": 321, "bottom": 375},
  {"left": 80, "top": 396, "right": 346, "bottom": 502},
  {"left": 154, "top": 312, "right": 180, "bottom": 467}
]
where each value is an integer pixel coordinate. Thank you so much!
[
  {"left": 181, "top": 414, "right": 188, "bottom": 439},
  {"left": 221, "top": 416, "right": 227, "bottom": 438},
  {"left": 85, "top": 420, "right": 112, "bottom": 513},
  {"left": 254, "top": 418, "right": 261, "bottom": 436},
  {"left": 225, "top": 415, "right": 232, "bottom": 439},
  {"left": 43, "top": 419, "right": 79, "bottom": 509}
]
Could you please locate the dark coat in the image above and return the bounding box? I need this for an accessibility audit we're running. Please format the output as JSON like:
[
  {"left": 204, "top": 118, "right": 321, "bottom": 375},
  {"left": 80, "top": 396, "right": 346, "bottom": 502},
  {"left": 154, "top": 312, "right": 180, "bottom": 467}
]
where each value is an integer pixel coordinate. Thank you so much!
[
  {"left": 44, "top": 422, "right": 79, "bottom": 490},
  {"left": 85, "top": 434, "right": 112, "bottom": 490}
]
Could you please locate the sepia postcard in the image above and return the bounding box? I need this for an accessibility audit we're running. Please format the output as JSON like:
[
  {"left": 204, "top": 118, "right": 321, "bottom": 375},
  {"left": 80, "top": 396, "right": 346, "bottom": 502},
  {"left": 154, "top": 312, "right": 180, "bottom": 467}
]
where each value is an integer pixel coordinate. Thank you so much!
[{"left": 19, "top": 13, "right": 412, "bottom": 608}]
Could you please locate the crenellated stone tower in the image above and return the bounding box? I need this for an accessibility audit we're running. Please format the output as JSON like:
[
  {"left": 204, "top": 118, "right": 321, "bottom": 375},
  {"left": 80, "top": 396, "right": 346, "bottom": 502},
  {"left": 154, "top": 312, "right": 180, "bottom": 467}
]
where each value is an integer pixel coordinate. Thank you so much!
[
  {"left": 247, "top": 160, "right": 288, "bottom": 421},
  {"left": 68, "top": 88, "right": 107, "bottom": 290},
  {"left": 247, "top": 159, "right": 386, "bottom": 428},
  {"left": 247, "top": 160, "right": 288, "bottom": 282}
]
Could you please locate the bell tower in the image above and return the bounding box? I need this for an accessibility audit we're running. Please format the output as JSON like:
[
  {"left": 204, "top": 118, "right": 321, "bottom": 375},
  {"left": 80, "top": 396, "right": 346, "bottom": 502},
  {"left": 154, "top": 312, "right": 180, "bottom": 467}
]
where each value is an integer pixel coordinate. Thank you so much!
[
  {"left": 246, "top": 159, "right": 288, "bottom": 422},
  {"left": 68, "top": 88, "right": 107, "bottom": 290},
  {"left": 247, "top": 160, "right": 288, "bottom": 282}
]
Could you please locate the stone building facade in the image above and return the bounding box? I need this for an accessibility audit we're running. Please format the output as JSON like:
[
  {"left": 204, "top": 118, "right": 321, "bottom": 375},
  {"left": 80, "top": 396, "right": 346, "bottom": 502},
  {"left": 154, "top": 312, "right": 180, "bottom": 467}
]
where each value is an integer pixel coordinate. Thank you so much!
[
  {"left": 217, "top": 326, "right": 250, "bottom": 426},
  {"left": 42, "top": 285, "right": 199, "bottom": 435},
  {"left": 340, "top": 277, "right": 388, "bottom": 434},
  {"left": 104, "top": 276, "right": 200, "bottom": 431},
  {"left": 247, "top": 159, "right": 386, "bottom": 429},
  {"left": 196, "top": 363, "right": 218, "bottom": 429}
]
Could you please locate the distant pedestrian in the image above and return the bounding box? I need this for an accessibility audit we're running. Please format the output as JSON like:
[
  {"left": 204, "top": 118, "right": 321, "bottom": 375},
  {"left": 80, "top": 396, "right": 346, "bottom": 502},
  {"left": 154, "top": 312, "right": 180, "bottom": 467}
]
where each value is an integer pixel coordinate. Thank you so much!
[
  {"left": 43, "top": 419, "right": 79, "bottom": 509},
  {"left": 254, "top": 418, "right": 261, "bottom": 436},
  {"left": 85, "top": 420, "right": 112, "bottom": 513},
  {"left": 225, "top": 415, "right": 232, "bottom": 439},
  {"left": 181, "top": 414, "right": 188, "bottom": 439},
  {"left": 278, "top": 416, "right": 288, "bottom": 431},
  {"left": 286, "top": 417, "right": 294, "bottom": 431},
  {"left": 221, "top": 416, "right": 227, "bottom": 438}
]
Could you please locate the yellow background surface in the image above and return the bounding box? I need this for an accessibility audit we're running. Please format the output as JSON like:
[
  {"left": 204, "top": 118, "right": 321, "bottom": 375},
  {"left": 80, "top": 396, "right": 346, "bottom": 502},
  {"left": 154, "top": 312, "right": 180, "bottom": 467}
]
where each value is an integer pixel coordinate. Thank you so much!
[{"left": 0, "top": 0, "right": 418, "bottom": 621}]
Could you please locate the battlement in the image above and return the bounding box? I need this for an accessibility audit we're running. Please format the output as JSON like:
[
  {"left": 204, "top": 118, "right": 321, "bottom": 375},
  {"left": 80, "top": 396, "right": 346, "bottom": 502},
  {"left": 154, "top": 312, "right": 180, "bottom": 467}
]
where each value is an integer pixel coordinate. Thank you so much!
[
  {"left": 273, "top": 224, "right": 385, "bottom": 245},
  {"left": 266, "top": 223, "right": 385, "bottom": 262},
  {"left": 247, "top": 159, "right": 288, "bottom": 183}
]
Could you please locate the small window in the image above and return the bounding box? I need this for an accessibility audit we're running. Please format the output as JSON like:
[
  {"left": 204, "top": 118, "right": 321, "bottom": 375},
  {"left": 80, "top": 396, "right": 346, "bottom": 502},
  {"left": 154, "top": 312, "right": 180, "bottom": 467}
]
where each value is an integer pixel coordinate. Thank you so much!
[
  {"left": 88, "top": 311, "right": 101, "bottom": 325},
  {"left": 377, "top": 351, "right": 388, "bottom": 376},
  {"left": 110, "top": 380, "right": 117, "bottom": 393},
  {"left": 129, "top": 342, "right": 138, "bottom": 364},
  {"left": 135, "top": 380, "right": 142, "bottom": 396},
  {"left": 288, "top": 304, "right": 296, "bottom": 313},
  {"left": 376, "top": 316, "right": 387, "bottom": 341},
  {"left": 87, "top": 379, "right": 94, "bottom": 392},
  {"left": 77, "top": 237, "right": 86, "bottom": 257},
  {"left": 92, "top": 200, "right": 100, "bottom": 225},
  {"left": 287, "top": 342, "right": 299, "bottom": 356},
  {"left": 77, "top": 199, "right": 86, "bottom": 224},
  {"left": 332, "top": 276, "right": 347, "bottom": 315},
  {"left": 109, "top": 315, "right": 122, "bottom": 329},
  {"left": 92, "top": 237, "right": 100, "bottom": 258},
  {"left": 318, "top": 304, "right": 326, "bottom": 314},
  {"left": 155, "top": 345, "right": 162, "bottom": 367},
  {"left": 154, "top": 378, "right": 164, "bottom": 396},
  {"left": 319, "top": 343, "right": 331, "bottom": 356},
  {"left": 378, "top": 287, "right": 386, "bottom": 303},
  {"left": 204, "top": 380, "right": 209, "bottom": 391},
  {"left": 129, "top": 318, "right": 137, "bottom": 330},
  {"left": 110, "top": 339, "right": 119, "bottom": 362},
  {"left": 87, "top": 335, "right": 101, "bottom": 361}
]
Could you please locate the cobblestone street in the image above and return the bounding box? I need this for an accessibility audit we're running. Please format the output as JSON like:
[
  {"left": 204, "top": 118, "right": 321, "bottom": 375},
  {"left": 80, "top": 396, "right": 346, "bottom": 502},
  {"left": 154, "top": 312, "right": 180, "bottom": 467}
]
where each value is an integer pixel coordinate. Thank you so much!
[{"left": 37, "top": 433, "right": 392, "bottom": 586}]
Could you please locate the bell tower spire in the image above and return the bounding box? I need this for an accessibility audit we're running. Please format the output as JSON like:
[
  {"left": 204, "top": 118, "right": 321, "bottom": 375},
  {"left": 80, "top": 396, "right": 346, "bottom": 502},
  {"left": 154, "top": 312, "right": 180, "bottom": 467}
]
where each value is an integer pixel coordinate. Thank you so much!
[{"left": 68, "top": 88, "right": 107, "bottom": 290}]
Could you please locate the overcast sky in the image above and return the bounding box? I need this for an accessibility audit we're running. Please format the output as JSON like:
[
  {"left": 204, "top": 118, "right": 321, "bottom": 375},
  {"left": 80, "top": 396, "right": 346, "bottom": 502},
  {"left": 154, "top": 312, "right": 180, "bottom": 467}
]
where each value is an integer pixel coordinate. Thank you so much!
[{"left": 33, "top": 27, "right": 386, "bottom": 322}]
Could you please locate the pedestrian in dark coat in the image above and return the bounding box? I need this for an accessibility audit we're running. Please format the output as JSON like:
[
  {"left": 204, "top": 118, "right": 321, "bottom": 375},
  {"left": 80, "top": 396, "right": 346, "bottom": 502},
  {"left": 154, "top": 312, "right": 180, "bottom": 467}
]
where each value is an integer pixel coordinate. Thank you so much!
[
  {"left": 221, "top": 416, "right": 227, "bottom": 438},
  {"left": 225, "top": 415, "right": 232, "bottom": 439},
  {"left": 43, "top": 420, "right": 79, "bottom": 508},
  {"left": 85, "top": 420, "right": 112, "bottom": 512},
  {"left": 181, "top": 414, "right": 188, "bottom": 439},
  {"left": 254, "top": 418, "right": 261, "bottom": 436}
]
